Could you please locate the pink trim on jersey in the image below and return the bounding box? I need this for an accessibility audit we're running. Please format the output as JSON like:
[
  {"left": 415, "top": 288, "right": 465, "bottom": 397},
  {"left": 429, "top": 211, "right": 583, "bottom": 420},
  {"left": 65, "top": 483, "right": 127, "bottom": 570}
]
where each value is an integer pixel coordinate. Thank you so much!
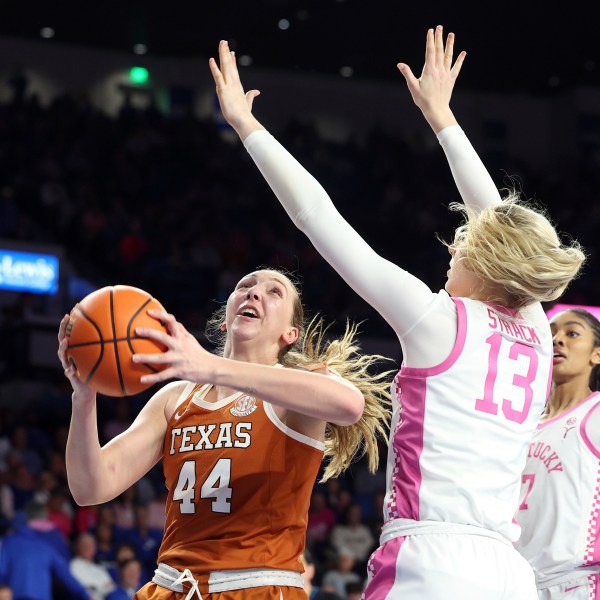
[
  {"left": 387, "top": 375, "right": 426, "bottom": 520},
  {"left": 400, "top": 298, "right": 468, "bottom": 378},
  {"left": 539, "top": 393, "right": 600, "bottom": 429},
  {"left": 590, "top": 572, "right": 600, "bottom": 599},
  {"left": 583, "top": 464, "right": 600, "bottom": 566},
  {"left": 363, "top": 536, "right": 406, "bottom": 600},
  {"left": 385, "top": 299, "right": 468, "bottom": 522},
  {"left": 581, "top": 399, "right": 600, "bottom": 458}
]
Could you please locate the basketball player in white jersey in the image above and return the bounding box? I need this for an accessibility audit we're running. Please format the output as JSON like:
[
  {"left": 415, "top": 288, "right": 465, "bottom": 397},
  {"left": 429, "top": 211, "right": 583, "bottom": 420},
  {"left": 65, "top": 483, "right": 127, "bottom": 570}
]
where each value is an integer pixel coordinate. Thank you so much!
[
  {"left": 516, "top": 309, "right": 600, "bottom": 599},
  {"left": 209, "top": 26, "right": 586, "bottom": 599}
]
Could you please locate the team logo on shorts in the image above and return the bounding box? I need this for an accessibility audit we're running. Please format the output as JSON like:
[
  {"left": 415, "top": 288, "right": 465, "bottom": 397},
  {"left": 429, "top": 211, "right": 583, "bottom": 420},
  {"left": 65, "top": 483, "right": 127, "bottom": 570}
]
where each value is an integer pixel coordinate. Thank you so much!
[{"left": 230, "top": 395, "right": 257, "bottom": 417}]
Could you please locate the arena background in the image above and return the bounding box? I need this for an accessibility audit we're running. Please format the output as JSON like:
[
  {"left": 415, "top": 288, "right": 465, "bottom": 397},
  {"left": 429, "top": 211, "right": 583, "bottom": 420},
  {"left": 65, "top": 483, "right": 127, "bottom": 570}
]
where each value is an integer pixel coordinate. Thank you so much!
[{"left": 0, "top": 1, "right": 599, "bottom": 597}]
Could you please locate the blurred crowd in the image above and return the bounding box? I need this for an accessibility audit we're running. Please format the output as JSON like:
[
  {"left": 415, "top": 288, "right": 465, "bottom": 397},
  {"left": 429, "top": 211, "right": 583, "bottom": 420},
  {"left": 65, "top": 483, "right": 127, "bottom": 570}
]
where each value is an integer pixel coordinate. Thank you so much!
[{"left": 0, "top": 82, "right": 599, "bottom": 599}]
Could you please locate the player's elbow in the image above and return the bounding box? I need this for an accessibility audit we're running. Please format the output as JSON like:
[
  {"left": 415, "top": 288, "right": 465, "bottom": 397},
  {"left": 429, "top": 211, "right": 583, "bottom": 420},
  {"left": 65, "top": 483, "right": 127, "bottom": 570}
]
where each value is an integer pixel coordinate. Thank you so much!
[
  {"left": 333, "top": 391, "right": 365, "bottom": 426},
  {"left": 67, "top": 477, "right": 104, "bottom": 507},
  {"left": 70, "top": 489, "right": 96, "bottom": 507}
]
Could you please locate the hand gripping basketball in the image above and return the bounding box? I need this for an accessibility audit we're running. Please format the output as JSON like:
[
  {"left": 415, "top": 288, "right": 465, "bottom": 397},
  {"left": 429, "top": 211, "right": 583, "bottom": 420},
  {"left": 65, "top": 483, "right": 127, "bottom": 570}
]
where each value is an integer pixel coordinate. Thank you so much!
[{"left": 65, "top": 285, "right": 169, "bottom": 396}]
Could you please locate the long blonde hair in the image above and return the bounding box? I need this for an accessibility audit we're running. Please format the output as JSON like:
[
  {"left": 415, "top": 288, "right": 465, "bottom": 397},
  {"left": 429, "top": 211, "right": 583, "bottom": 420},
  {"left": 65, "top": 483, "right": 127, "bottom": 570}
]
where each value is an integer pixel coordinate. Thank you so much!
[
  {"left": 448, "top": 193, "right": 585, "bottom": 309},
  {"left": 206, "top": 269, "right": 392, "bottom": 481}
]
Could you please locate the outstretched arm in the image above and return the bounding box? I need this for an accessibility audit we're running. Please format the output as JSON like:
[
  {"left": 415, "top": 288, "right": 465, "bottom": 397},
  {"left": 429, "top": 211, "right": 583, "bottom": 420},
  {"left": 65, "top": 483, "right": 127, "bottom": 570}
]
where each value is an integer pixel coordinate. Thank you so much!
[
  {"left": 209, "top": 40, "right": 442, "bottom": 345},
  {"left": 398, "top": 26, "right": 501, "bottom": 211}
]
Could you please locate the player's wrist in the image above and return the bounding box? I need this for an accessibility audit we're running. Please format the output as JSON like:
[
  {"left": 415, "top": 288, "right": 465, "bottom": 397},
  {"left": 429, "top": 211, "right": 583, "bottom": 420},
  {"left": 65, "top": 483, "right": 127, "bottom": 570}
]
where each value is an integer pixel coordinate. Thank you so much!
[
  {"left": 233, "top": 117, "right": 265, "bottom": 141},
  {"left": 421, "top": 106, "right": 457, "bottom": 134},
  {"left": 71, "top": 388, "right": 96, "bottom": 406}
]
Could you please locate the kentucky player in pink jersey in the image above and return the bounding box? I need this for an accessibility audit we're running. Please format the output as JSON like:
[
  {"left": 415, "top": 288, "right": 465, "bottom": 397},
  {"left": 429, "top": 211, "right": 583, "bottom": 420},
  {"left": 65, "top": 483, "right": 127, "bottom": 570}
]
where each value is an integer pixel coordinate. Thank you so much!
[
  {"left": 210, "top": 26, "right": 585, "bottom": 600},
  {"left": 516, "top": 309, "right": 600, "bottom": 599}
]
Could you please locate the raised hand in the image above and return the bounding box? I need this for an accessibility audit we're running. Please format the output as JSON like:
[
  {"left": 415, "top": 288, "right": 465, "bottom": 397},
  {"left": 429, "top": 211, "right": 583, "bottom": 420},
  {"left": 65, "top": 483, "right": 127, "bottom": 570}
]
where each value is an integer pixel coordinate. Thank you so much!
[
  {"left": 397, "top": 25, "right": 466, "bottom": 133},
  {"left": 133, "top": 309, "right": 216, "bottom": 385},
  {"left": 209, "top": 40, "right": 264, "bottom": 140}
]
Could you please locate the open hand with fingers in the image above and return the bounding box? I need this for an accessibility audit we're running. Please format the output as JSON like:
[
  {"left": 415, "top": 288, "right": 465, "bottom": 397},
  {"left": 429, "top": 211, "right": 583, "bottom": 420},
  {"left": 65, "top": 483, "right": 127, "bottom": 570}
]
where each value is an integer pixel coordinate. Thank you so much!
[
  {"left": 133, "top": 309, "right": 216, "bottom": 385},
  {"left": 209, "top": 40, "right": 265, "bottom": 140},
  {"left": 397, "top": 25, "right": 466, "bottom": 133}
]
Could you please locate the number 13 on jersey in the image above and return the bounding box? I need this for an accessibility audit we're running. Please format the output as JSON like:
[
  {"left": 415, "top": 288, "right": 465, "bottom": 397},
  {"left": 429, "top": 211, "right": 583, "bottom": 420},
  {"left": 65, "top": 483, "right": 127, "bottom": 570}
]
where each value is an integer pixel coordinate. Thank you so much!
[{"left": 475, "top": 333, "right": 539, "bottom": 424}]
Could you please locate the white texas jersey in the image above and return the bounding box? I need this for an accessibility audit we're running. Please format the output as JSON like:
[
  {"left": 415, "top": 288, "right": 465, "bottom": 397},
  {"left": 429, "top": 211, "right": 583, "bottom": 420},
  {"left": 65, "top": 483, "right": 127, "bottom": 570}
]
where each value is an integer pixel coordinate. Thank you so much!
[
  {"left": 384, "top": 296, "right": 552, "bottom": 541},
  {"left": 515, "top": 392, "right": 600, "bottom": 587}
]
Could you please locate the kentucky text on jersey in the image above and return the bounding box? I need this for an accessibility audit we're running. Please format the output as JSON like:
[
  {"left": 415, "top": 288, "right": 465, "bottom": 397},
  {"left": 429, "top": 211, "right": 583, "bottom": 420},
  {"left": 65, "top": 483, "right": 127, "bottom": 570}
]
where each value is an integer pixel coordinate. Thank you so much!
[
  {"left": 487, "top": 308, "right": 541, "bottom": 344},
  {"left": 527, "top": 441, "right": 563, "bottom": 473},
  {"left": 169, "top": 423, "right": 252, "bottom": 454}
]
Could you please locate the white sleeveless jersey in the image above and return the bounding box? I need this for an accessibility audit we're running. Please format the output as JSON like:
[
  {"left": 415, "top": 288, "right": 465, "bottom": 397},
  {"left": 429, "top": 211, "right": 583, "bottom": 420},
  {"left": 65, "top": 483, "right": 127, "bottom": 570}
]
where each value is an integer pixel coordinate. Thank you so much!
[
  {"left": 384, "top": 297, "right": 552, "bottom": 541},
  {"left": 515, "top": 392, "right": 600, "bottom": 586}
]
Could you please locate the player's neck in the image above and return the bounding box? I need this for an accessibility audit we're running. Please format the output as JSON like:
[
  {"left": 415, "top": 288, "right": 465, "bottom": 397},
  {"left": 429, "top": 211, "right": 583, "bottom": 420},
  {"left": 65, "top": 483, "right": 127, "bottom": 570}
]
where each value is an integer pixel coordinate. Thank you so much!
[
  {"left": 545, "top": 378, "right": 592, "bottom": 419},
  {"left": 225, "top": 340, "right": 280, "bottom": 366}
]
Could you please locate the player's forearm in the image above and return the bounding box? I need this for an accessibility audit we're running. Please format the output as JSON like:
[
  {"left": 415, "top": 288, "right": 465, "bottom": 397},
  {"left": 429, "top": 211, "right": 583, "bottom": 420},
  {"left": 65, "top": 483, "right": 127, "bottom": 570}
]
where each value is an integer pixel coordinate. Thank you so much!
[
  {"left": 437, "top": 125, "right": 502, "bottom": 211},
  {"left": 209, "top": 358, "right": 364, "bottom": 426},
  {"left": 66, "top": 395, "right": 115, "bottom": 505}
]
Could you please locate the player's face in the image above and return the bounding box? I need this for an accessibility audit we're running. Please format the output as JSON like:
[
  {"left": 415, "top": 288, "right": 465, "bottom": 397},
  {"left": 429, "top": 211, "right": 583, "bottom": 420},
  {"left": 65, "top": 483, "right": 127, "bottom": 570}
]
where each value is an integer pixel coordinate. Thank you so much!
[
  {"left": 550, "top": 311, "right": 600, "bottom": 384},
  {"left": 444, "top": 246, "right": 483, "bottom": 299},
  {"left": 225, "top": 270, "right": 299, "bottom": 351}
]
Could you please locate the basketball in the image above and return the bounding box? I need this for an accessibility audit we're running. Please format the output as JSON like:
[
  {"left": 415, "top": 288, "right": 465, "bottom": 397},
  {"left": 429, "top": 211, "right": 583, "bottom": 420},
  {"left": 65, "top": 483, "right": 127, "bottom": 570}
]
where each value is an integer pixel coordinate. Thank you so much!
[{"left": 65, "top": 285, "right": 169, "bottom": 397}]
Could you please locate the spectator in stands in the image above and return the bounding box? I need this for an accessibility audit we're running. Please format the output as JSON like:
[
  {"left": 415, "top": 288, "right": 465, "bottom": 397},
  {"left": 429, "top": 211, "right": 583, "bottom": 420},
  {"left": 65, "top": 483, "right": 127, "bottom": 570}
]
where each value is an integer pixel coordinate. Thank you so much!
[
  {"left": 47, "top": 486, "right": 74, "bottom": 540},
  {"left": 32, "top": 470, "right": 58, "bottom": 506},
  {"left": 307, "top": 490, "right": 337, "bottom": 552},
  {"left": 0, "top": 510, "right": 89, "bottom": 600},
  {"left": 24, "top": 500, "right": 70, "bottom": 561},
  {"left": 6, "top": 461, "right": 35, "bottom": 512},
  {"left": 345, "top": 581, "right": 364, "bottom": 600},
  {"left": 105, "top": 558, "right": 142, "bottom": 600},
  {"left": 121, "top": 505, "right": 162, "bottom": 574},
  {"left": 321, "top": 548, "right": 362, "bottom": 599},
  {"left": 95, "top": 521, "right": 118, "bottom": 568},
  {"left": 70, "top": 532, "right": 116, "bottom": 600},
  {"left": 301, "top": 550, "right": 345, "bottom": 600},
  {"left": 330, "top": 504, "right": 374, "bottom": 568},
  {"left": 10, "top": 427, "right": 42, "bottom": 477},
  {"left": 113, "top": 487, "right": 136, "bottom": 530},
  {"left": 75, "top": 503, "right": 98, "bottom": 534}
]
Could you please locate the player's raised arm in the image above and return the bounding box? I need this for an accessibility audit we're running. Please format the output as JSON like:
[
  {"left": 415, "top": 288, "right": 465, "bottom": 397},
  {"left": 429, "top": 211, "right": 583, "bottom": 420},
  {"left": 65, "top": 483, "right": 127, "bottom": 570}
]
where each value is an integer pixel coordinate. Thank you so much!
[
  {"left": 209, "top": 40, "right": 439, "bottom": 344},
  {"left": 398, "top": 26, "right": 501, "bottom": 212}
]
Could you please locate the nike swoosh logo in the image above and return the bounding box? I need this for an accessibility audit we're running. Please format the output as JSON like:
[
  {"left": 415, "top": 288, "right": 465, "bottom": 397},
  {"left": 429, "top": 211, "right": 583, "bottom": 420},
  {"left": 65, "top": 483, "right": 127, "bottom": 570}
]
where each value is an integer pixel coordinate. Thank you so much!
[
  {"left": 565, "top": 585, "right": 581, "bottom": 592},
  {"left": 174, "top": 411, "right": 182, "bottom": 420}
]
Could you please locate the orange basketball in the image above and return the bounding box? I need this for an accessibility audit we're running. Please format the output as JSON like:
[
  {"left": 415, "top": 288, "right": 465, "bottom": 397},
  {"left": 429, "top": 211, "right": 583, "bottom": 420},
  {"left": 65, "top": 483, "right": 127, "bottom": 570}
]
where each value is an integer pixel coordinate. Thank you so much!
[{"left": 65, "top": 285, "right": 169, "bottom": 397}]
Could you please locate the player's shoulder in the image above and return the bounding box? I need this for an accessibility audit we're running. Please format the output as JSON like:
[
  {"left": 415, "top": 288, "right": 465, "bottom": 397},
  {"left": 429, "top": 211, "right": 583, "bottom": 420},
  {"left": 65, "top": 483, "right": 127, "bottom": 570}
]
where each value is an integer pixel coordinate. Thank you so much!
[{"left": 149, "top": 379, "right": 197, "bottom": 421}]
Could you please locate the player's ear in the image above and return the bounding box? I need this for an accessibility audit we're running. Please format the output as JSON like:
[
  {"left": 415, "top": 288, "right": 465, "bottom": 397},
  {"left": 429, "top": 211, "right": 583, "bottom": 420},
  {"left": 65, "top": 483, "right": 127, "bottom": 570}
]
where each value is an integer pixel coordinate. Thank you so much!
[
  {"left": 282, "top": 327, "right": 298, "bottom": 346},
  {"left": 220, "top": 322, "right": 227, "bottom": 332}
]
